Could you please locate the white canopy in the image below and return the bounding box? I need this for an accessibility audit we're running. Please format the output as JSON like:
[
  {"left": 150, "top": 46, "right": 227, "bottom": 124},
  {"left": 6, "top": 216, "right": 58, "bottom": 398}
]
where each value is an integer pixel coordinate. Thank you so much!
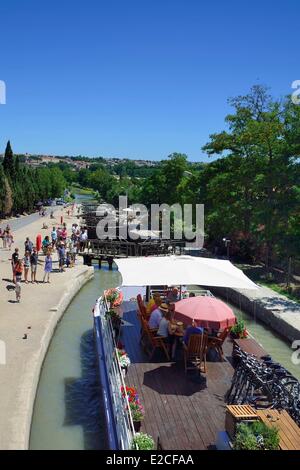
[{"left": 114, "top": 255, "right": 258, "bottom": 290}]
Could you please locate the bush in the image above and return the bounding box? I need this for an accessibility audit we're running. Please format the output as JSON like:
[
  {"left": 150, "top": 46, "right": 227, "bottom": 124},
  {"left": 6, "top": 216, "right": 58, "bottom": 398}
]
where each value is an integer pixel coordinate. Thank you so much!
[
  {"left": 230, "top": 319, "right": 248, "bottom": 339},
  {"left": 132, "top": 432, "right": 155, "bottom": 450},
  {"left": 233, "top": 421, "right": 280, "bottom": 450}
]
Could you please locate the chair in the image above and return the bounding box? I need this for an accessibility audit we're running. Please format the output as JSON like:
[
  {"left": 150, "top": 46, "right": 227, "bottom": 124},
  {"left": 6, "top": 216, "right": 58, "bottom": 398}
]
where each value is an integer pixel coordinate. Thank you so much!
[
  {"left": 183, "top": 333, "right": 208, "bottom": 374},
  {"left": 137, "top": 294, "right": 148, "bottom": 318},
  {"left": 141, "top": 316, "right": 170, "bottom": 361},
  {"left": 207, "top": 327, "right": 230, "bottom": 361}
]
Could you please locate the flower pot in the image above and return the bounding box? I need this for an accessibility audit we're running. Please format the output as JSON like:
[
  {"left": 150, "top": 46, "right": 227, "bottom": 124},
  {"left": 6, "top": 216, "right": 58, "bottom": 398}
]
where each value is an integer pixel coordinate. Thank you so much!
[{"left": 133, "top": 420, "right": 141, "bottom": 432}]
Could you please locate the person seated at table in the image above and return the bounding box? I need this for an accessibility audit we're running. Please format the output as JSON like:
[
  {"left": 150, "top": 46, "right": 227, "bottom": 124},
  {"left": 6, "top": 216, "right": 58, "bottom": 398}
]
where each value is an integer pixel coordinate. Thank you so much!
[
  {"left": 183, "top": 320, "right": 204, "bottom": 346},
  {"left": 166, "top": 287, "right": 179, "bottom": 304},
  {"left": 157, "top": 308, "right": 177, "bottom": 359},
  {"left": 148, "top": 302, "right": 167, "bottom": 329},
  {"left": 146, "top": 292, "right": 162, "bottom": 315}
]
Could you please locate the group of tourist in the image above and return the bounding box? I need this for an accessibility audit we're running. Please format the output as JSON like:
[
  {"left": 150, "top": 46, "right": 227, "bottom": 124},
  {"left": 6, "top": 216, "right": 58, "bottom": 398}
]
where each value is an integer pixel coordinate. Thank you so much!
[
  {"left": 146, "top": 288, "right": 203, "bottom": 360},
  {"left": 0, "top": 214, "right": 88, "bottom": 303}
]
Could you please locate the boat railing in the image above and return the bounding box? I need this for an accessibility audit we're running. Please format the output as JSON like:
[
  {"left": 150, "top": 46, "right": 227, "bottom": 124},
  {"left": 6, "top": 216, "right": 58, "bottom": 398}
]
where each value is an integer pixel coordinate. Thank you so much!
[
  {"left": 149, "top": 287, "right": 214, "bottom": 299},
  {"left": 93, "top": 296, "right": 135, "bottom": 450}
]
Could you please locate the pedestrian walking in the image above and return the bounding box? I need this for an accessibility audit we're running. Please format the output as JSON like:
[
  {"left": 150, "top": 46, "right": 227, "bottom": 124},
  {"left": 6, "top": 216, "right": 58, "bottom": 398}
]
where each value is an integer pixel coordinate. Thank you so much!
[
  {"left": 14, "top": 259, "right": 23, "bottom": 285},
  {"left": 23, "top": 251, "right": 31, "bottom": 283},
  {"left": 51, "top": 226, "right": 57, "bottom": 249},
  {"left": 24, "top": 237, "right": 33, "bottom": 254},
  {"left": 7, "top": 231, "right": 14, "bottom": 250},
  {"left": 57, "top": 243, "right": 66, "bottom": 272},
  {"left": 30, "top": 248, "right": 38, "bottom": 283},
  {"left": 11, "top": 248, "right": 19, "bottom": 283},
  {"left": 43, "top": 252, "right": 52, "bottom": 283}
]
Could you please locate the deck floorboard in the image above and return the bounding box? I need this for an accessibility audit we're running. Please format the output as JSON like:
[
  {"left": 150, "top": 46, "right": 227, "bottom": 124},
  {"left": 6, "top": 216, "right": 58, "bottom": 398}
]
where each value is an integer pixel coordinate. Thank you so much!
[{"left": 120, "top": 303, "right": 233, "bottom": 450}]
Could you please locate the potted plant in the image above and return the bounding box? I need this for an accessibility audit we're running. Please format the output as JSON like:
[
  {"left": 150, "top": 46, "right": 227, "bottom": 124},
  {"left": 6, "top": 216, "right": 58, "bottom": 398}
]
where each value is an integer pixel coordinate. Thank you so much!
[
  {"left": 106, "top": 308, "right": 122, "bottom": 335},
  {"left": 233, "top": 421, "right": 280, "bottom": 450},
  {"left": 121, "top": 386, "right": 145, "bottom": 431},
  {"left": 129, "top": 401, "right": 145, "bottom": 431},
  {"left": 104, "top": 288, "right": 123, "bottom": 308},
  {"left": 132, "top": 432, "right": 155, "bottom": 450},
  {"left": 117, "top": 349, "right": 131, "bottom": 377},
  {"left": 230, "top": 319, "right": 248, "bottom": 339}
]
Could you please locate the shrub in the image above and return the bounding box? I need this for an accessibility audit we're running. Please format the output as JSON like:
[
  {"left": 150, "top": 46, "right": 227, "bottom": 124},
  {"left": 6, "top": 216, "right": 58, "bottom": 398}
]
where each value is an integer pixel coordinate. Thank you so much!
[
  {"left": 233, "top": 421, "right": 280, "bottom": 450},
  {"left": 230, "top": 319, "right": 248, "bottom": 339},
  {"left": 132, "top": 432, "right": 155, "bottom": 450}
]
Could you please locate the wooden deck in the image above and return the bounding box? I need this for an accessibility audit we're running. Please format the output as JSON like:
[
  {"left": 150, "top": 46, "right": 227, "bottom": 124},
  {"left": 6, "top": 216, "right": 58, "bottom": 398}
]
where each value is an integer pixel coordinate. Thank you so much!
[{"left": 120, "top": 301, "right": 234, "bottom": 450}]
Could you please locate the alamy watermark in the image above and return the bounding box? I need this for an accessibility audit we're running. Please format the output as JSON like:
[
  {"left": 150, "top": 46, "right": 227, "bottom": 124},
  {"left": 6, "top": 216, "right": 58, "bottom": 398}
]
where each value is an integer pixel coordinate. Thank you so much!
[
  {"left": 95, "top": 196, "right": 204, "bottom": 248},
  {"left": 291, "top": 80, "right": 300, "bottom": 105},
  {"left": 0, "top": 80, "right": 6, "bottom": 104}
]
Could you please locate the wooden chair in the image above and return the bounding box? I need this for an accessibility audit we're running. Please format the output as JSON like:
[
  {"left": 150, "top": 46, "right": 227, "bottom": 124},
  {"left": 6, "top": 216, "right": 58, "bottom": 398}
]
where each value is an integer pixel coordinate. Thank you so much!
[
  {"left": 207, "top": 327, "right": 230, "bottom": 361},
  {"left": 137, "top": 294, "right": 148, "bottom": 318},
  {"left": 141, "top": 316, "right": 170, "bottom": 361},
  {"left": 183, "top": 333, "right": 208, "bottom": 374}
]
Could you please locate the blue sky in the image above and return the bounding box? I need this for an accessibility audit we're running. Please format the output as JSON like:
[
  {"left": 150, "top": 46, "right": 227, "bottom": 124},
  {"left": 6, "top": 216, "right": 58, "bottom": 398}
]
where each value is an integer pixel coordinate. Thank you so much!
[{"left": 0, "top": 0, "right": 299, "bottom": 161}]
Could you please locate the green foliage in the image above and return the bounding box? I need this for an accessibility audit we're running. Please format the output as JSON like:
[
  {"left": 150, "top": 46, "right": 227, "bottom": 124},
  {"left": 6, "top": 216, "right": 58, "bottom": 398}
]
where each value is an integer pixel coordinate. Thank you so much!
[
  {"left": 234, "top": 421, "right": 280, "bottom": 450},
  {"left": 202, "top": 85, "right": 300, "bottom": 264},
  {"left": 0, "top": 141, "right": 66, "bottom": 216},
  {"left": 132, "top": 433, "right": 155, "bottom": 450},
  {"left": 230, "top": 319, "right": 247, "bottom": 338},
  {"left": 3, "top": 140, "right": 15, "bottom": 178}
]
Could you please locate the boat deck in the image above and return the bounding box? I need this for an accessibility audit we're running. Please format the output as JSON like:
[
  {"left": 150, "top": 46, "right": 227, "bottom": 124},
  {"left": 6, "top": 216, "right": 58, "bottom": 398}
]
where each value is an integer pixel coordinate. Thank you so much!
[{"left": 120, "top": 301, "right": 234, "bottom": 450}]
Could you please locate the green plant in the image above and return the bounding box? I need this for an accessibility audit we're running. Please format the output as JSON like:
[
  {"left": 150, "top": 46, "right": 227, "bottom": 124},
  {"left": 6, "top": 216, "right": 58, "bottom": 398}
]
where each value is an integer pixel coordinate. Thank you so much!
[
  {"left": 230, "top": 319, "right": 248, "bottom": 339},
  {"left": 129, "top": 401, "right": 145, "bottom": 421},
  {"left": 233, "top": 421, "right": 280, "bottom": 450},
  {"left": 105, "top": 288, "right": 119, "bottom": 303},
  {"left": 105, "top": 308, "right": 120, "bottom": 319},
  {"left": 132, "top": 432, "right": 155, "bottom": 450}
]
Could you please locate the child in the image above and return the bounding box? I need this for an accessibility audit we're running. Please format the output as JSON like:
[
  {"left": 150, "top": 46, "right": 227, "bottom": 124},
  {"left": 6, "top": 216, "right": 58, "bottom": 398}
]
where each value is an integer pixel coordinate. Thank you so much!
[
  {"left": 43, "top": 252, "right": 52, "bottom": 283},
  {"left": 15, "top": 281, "right": 21, "bottom": 303}
]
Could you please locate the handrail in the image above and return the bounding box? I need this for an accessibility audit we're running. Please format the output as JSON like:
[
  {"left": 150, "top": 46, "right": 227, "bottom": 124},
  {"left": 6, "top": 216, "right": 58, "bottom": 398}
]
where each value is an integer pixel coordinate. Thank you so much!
[{"left": 93, "top": 297, "right": 135, "bottom": 450}]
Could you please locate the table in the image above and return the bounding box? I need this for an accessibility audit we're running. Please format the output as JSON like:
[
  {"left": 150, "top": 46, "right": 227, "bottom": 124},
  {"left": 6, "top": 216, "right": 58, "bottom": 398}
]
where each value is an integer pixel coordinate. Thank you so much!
[
  {"left": 233, "top": 337, "right": 268, "bottom": 360},
  {"left": 256, "top": 409, "right": 300, "bottom": 450}
]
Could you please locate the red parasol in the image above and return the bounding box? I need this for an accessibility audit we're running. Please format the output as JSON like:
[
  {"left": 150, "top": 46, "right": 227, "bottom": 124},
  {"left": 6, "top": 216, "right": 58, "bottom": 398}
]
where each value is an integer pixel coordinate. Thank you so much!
[{"left": 174, "top": 296, "right": 236, "bottom": 330}]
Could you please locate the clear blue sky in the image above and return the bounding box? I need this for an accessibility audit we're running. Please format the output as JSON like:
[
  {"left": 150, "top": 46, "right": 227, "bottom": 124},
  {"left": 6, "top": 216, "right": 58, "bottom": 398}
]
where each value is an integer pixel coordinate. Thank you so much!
[{"left": 0, "top": 0, "right": 299, "bottom": 161}]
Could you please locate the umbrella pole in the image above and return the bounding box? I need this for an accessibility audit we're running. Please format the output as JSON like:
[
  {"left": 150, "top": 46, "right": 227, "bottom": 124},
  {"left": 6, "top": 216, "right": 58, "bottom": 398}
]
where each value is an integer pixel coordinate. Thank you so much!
[{"left": 146, "top": 286, "right": 150, "bottom": 302}]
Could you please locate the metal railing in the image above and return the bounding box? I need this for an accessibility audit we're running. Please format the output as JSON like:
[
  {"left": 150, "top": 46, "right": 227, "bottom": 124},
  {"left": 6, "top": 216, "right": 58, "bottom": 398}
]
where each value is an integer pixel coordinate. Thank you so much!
[
  {"left": 149, "top": 287, "right": 214, "bottom": 299},
  {"left": 93, "top": 296, "right": 135, "bottom": 450}
]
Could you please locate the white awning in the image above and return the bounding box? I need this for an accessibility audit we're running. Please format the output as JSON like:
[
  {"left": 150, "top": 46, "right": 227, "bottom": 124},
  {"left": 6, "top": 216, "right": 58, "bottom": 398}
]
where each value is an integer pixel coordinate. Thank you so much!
[{"left": 114, "top": 255, "right": 259, "bottom": 290}]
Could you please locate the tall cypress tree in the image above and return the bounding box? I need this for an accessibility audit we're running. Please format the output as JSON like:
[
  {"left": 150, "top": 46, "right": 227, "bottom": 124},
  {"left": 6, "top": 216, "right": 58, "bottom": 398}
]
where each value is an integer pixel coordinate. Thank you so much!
[{"left": 3, "top": 140, "right": 15, "bottom": 178}]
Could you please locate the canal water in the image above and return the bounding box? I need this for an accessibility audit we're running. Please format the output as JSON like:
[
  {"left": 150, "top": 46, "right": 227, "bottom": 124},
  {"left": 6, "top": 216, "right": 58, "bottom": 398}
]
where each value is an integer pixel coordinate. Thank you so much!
[{"left": 30, "top": 265, "right": 121, "bottom": 450}]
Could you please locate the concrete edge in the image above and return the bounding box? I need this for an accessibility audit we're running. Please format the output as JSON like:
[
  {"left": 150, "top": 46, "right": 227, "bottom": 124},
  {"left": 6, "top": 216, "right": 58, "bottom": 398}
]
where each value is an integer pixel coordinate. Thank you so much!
[
  {"left": 8, "top": 265, "right": 94, "bottom": 450},
  {"left": 212, "top": 286, "right": 300, "bottom": 344}
]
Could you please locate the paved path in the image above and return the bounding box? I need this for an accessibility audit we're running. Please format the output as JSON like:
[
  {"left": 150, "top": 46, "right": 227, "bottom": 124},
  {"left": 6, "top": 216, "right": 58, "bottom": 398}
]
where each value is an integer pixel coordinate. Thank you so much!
[{"left": 0, "top": 207, "right": 94, "bottom": 449}]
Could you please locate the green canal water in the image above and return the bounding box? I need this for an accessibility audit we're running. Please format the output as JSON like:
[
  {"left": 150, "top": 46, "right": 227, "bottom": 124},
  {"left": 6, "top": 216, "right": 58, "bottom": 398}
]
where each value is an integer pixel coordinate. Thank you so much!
[{"left": 30, "top": 266, "right": 120, "bottom": 450}]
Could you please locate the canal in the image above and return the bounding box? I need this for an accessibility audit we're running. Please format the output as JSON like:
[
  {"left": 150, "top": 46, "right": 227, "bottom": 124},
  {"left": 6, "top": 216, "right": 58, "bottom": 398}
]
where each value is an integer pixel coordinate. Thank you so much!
[{"left": 30, "top": 265, "right": 120, "bottom": 450}]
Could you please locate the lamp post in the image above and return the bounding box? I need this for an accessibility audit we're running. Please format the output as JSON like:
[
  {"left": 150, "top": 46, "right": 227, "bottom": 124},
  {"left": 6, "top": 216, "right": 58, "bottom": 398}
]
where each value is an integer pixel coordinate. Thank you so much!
[{"left": 223, "top": 238, "right": 231, "bottom": 260}]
